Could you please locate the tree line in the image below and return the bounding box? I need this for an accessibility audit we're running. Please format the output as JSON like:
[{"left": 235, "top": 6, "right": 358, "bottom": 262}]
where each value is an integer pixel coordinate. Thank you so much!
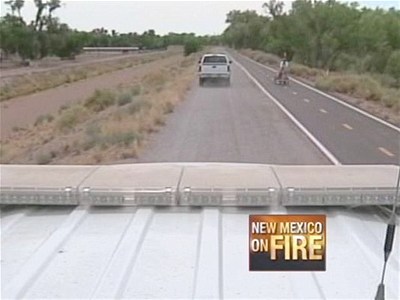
[
  {"left": 0, "top": 0, "right": 218, "bottom": 61},
  {"left": 223, "top": 0, "right": 400, "bottom": 80}
]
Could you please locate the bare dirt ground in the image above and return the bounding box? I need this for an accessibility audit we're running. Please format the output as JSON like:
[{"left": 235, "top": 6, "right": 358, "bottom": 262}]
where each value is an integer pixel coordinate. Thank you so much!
[{"left": 0, "top": 53, "right": 183, "bottom": 140}]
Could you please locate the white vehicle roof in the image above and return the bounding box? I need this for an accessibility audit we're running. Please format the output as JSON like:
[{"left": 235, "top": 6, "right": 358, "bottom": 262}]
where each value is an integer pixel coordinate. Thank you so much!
[
  {"left": 203, "top": 53, "right": 228, "bottom": 56},
  {"left": 1, "top": 163, "right": 399, "bottom": 299}
]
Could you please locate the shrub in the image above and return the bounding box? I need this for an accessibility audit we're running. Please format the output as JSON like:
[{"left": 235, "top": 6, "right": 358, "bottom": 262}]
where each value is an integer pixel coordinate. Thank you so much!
[
  {"left": 130, "top": 85, "right": 142, "bottom": 96},
  {"left": 143, "top": 72, "right": 167, "bottom": 89},
  {"left": 34, "top": 114, "right": 54, "bottom": 126},
  {"left": 154, "top": 115, "right": 166, "bottom": 126},
  {"left": 58, "top": 104, "right": 69, "bottom": 113},
  {"left": 36, "top": 152, "right": 52, "bottom": 165},
  {"left": 357, "top": 77, "right": 383, "bottom": 101},
  {"left": 372, "top": 73, "right": 398, "bottom": 89},
  {"left": 163, "top": 101, "right": 174, "bottom": 114},
  {"left": 184, "top": 39, "right": 202, "bottom": 56},
  {"left": 316, "top": 74, "right": 383, "bottom": 101},
  {"left": 291, "top": 64, "right": 323, "bottom": 78},
  {"left": 117, "top": 92, "right": 133, "bottom": 106},
  {"left": 12, "top": 126, "right": 23, "bottom": 132},
  {"left": 385, "top": 50, "right": 400, "bottom": 84},
  {"left": 127, "top": 99, "right": 151, "bottom": 115},
  {"left": 56, "top": 105, "right": 87, "bottom": 131},
  {"left": 381, "top": 89, "right": 400, "bottom": 111},
  {"left": 84, "top": 89, "right": 116, "bottom": 112},
  {"left": 82, "top": 122, "right": 102, "bottom": 150},
  {"left": 104, "top": 131, "right": 140, "bottom": 146}
]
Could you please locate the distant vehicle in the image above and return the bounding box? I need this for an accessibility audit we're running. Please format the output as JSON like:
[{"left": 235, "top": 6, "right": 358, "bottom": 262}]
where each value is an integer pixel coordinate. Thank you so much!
[{"left": 198, "top": 54, "right": 232, "bottom": 86}]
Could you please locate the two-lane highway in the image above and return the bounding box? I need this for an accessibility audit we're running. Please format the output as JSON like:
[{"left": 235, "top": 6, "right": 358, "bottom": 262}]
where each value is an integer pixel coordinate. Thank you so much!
[{"left": 139, "top": 50, "right": 399, "bottom": 166}]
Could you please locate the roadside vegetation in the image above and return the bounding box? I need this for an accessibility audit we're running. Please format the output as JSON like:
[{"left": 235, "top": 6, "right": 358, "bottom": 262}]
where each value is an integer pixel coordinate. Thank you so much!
[
  {"left": 0, "top": 54, "right": 198, "bottom": 164},
  {"left": 226, "top": 1, "right": 399, "bottom": 122}
]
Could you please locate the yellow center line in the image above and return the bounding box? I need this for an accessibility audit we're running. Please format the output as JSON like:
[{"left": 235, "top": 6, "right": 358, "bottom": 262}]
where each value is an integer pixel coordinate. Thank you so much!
[
  {"left": 319, "top": 108, "right": 328, "bottom": 114},
  {"left": 342, "top": 123, "right": 353, "bottom": 130},
  {"left": 378, "top": 147, "right": 395, "bottom": 157}
]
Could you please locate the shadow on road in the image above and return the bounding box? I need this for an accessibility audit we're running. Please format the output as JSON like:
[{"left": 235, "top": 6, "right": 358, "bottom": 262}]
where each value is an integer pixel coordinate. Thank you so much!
[{"left": 200, "top": 78, "right": 231, "bottom": 88}]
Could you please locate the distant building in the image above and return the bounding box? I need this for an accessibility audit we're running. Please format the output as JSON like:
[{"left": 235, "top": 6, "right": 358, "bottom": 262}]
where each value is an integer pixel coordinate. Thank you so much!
[{"left": 82, "top": 47, "right": 140, "bottom": 53}]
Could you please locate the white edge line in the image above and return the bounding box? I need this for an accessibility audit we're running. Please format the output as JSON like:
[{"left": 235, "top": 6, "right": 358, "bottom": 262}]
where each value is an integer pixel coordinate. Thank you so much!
[
  {"left": 378, "top": 147, "right": 395, "bottom": 158},
  {"left": 232, "top": 57, "right": 341, "bottom": 166},
  {"left": 239, "top": 53, "right": 400, "bottom": 134}
]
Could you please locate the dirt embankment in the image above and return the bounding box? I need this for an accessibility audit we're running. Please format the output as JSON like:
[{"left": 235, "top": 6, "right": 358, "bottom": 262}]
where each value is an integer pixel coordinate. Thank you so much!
[
  {"left": 0, "top": 54, "right": 198, "bottom": 165},
  {"left": 0, "top": 52, "right": 183, "bottom": 139}
]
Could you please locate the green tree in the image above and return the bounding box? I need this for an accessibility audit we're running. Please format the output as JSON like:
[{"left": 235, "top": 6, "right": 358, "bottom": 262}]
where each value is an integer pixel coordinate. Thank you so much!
[
  {"left": 0, "top": 15, "right": 39, "bottom": 61},
  {"left": 184, "top": 37, "right": 201, "bottom": 56},
  {"left": 223, "top": 0, "right": 399, "bottom": 74}
]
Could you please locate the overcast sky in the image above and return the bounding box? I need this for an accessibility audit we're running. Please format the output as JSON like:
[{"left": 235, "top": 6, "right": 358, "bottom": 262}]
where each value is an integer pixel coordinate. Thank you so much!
[{"left": 1, "top": 1, "right": 399, "bottom": 35}]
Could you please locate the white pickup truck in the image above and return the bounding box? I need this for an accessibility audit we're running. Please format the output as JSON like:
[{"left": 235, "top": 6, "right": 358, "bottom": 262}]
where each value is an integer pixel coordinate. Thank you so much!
[{"left": 198, "top": 54, "right": 232, "bottom": 86}]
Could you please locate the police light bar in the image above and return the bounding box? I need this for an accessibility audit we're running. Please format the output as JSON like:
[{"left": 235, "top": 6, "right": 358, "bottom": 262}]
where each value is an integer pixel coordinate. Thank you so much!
[
  {"left": 274, "top": 165, "right": 399, "bottom": 206},
  {"left": 0, "top": 164, "right": 398, "bottom": 207},
  {"left": 78, "top": 164, "right": 182, "bottom": 206},
  {"left": 178, "top": 164, "right": 280, "bottom": 206},
  {"left": 0, "top": 186, "right": 79, "bottom": 205},
  {"left": 80, "top": 187, "right": 175, "bottom": 206},
  {"left": 283, "top": 187, "right": 396, "bottom": 206},
  {"left": 0, "top": 165, "right": 97, "bottom": 205},
  {"left": 180, "top": 187, "right": 278, "bottom": 206}
]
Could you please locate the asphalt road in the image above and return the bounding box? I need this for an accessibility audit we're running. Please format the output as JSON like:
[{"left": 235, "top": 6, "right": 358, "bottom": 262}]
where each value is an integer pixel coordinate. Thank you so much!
[
  {"left": 139, "top": 64, "right": 329, "bottom": 165},
  {"left": 139, "top": 51, "right": 399, "bottom": 165}
]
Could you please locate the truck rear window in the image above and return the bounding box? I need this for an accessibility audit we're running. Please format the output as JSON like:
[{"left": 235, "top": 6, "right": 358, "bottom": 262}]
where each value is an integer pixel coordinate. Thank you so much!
[{"left": 203, "top": 56, "right": 227, "bottom": 64}]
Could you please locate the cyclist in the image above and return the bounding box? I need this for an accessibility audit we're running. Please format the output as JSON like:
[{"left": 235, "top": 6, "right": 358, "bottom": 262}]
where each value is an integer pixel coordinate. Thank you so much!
[{"left": 278, "top": 53, "right": 289, "bottom": 80}]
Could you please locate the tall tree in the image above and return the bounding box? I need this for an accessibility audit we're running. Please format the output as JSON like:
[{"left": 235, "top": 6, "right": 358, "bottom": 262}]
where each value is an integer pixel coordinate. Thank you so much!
[
  {"left": 4, "top": 0, "right": 25, "bottom": 17},
  {"left": 262, "top": 0, "right": 284, "bottom": 19},
  {"left": 48, "top": 0, "right": 61, "bottom": 19}
]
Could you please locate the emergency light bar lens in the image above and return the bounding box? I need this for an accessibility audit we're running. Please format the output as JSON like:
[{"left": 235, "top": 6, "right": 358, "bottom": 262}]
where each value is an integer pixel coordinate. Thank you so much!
[
  {"left": 180, "top": 188, "right": 279, "bottom": 206},
  {"left": 282, "top": 187, "right": 397, "bottom": 206}
]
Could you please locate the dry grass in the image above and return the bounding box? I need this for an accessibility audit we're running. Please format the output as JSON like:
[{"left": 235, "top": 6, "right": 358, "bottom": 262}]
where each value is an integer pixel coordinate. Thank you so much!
[
  {"left": 0, "top": 51, "right": 176, "bottom": 102},
  {"left": 56, "top": 105, "right": 89, "bottom": 132},
  {"left": 316, "top": 74, "right": 383, "bottom": 101},
  {"left": 290, "top": 64, "right": 324, "bottom": 79},
  {"left": 0, "top": 52, "right": 197, "bottom": 165},
  {"left": 381, "top": 89, "right": 400, "bottom": 111},
  {"left": 34, "top": 114, "right": 54, "bottom": 126},
  {"left": 84, "top": 89, "right": 116, "bottom": 112}
]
